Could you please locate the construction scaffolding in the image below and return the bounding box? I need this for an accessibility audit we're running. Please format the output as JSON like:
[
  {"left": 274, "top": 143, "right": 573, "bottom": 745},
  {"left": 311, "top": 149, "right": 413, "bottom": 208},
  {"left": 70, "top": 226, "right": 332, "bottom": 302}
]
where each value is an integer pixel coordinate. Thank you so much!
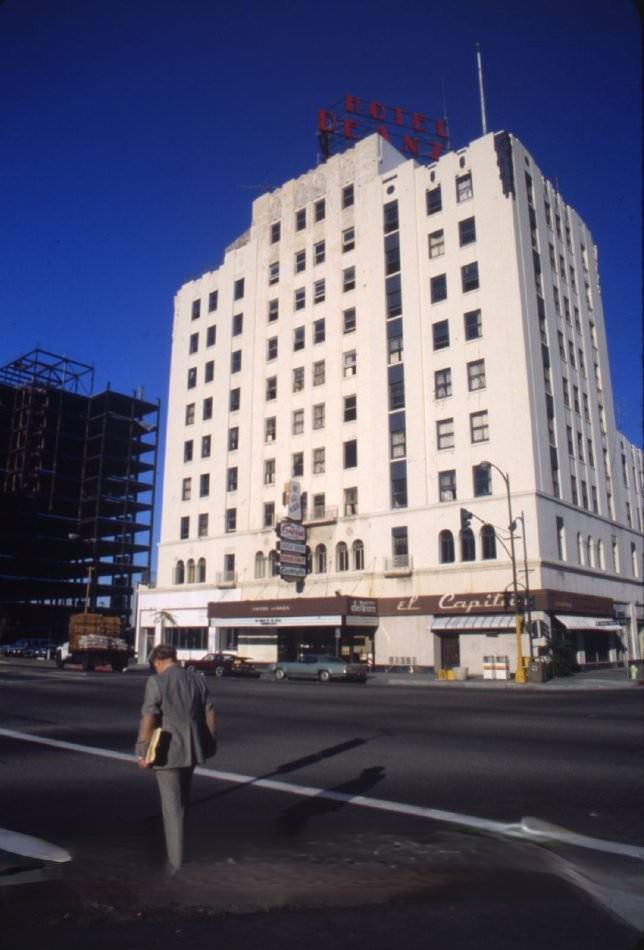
[{"left": 0, "top": 350, "right": 159, "bottom": 643}]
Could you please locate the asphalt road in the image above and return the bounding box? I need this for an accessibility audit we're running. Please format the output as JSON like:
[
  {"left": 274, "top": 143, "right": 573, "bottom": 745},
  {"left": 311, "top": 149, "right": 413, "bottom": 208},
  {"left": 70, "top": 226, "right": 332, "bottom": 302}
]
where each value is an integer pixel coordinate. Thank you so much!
[{"left": 1, "top": 663, "right": 643, "bottom": 949}]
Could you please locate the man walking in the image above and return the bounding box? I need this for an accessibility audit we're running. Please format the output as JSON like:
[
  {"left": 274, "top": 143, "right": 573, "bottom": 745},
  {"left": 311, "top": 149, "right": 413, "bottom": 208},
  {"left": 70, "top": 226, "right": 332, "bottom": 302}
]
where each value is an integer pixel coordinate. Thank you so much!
[{"left": 135, "top": 643, "right": 217, "bottom": 873}]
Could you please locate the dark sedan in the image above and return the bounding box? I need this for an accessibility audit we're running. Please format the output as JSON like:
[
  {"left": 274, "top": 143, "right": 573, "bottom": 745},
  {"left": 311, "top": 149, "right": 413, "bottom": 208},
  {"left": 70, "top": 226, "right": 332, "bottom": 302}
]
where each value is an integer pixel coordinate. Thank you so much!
[{"left": 184, "top": 652, "right": 261, "bottom": 678}]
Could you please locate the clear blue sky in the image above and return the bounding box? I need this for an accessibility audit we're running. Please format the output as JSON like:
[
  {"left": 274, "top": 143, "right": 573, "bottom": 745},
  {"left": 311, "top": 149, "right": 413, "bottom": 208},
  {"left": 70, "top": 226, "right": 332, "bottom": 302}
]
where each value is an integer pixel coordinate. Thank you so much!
[{"left": 1, "top": 0, "right": 641, "bottom": 460}]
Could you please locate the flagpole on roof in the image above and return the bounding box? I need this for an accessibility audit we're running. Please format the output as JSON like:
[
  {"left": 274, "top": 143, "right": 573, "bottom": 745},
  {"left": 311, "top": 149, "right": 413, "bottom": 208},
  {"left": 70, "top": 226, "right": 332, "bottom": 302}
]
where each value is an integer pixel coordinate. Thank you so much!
[{"left": 476, "top": 43, "right": 488, "bottom": 135}]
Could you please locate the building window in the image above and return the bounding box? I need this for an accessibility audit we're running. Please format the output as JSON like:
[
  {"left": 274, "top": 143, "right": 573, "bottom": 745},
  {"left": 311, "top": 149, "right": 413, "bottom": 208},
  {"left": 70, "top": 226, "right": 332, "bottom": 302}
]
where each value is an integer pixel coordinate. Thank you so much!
[
  {"left": 343, "top": 266, "right": 356, "bottom": 292},
  {"left": 456, "top": 172, "right": 473, "bottom": 202},
  {"left": 313, "top": 403, "right": 325, "bottom": 429},
  {"left": 225, "top": 509, "right": 237, "bottom": 532},
  {"left": 386, "top": 273, "right": 402, "bottom": 318},
  {"left": 312, "top": 447, "right": 325, "bottom": 474},
  {"left": 226, "top": 466, "right": 238, "bottom": 492},
  {"left": 290, "top": 452, "right": 303, "bottom": 478},
  {"left": 264, "top": 459, "right": 276, "bottom": 485},
  {"left": 264, "top": 417, "right": 276, "bottom": 443},
  {"left": 314, "top": 544, "right": 327, "bottom": 573},
  {"left": 384, "top": 233, "right": 400, "bottom": 275},
  {"left": 189, "top": 332, "right": 199, "bottom": 354},
  {"left": 229, "top": 388, "right": 240, "bottom": 411},
  {"left": 437, "top": 418, "right": 454, "bottom": 450},
  {"left": 426, "top": 186, "right": 442, "bottom": 215},
  {"left": 342, "top": 227, "right": 355, "bottom": 252},
  {"left": 481, "top": 525, "right": 496, "bottom": 559},
  {"left": 270, "top": 222, "right": 281, "bottom": 243},
  {"left": 263, "top": 502, "right": 275, "bottom": 528},
  {"left": 191, "top": 299, "right": 201, "bottom": 321},
  {"left": 185, "top": 403, "right": 195, "bottom": 425},
  {"left": 389, "top": 377, "right": 405, "bottom": 410},
  {"left": 255, "top": 552, "right": 266, "bottom": 578},
  {"left": 266, "top": 376, "right": 277, "bottom": 400},
  {"left": 352, "top": 540, "right": 365, "bottom": 570},
  {"left": 343, "top": 439, "right": 357, "bottom": 468},
  {"left": 228, "top": 427, "right": 239, "bottom": 451},
  {"left": 208, "top": 291, "right": 218, "bottom": 312},
  {"left": 267, "top": 298, "right": 279, "bottom": 323},
  {"left": 233, "top": 278, "right": 245, "bottom": 300},
  {"left": 460, "top": 527, "right": 475, "bottom": 561},
  {"left": 470, "top": 410, "right": 489, "bottom": 443},
  {"left": 202, "top": 397, "right": 213, "bottom": 421},
  {"left": 434, "top": 368, "right": 452, "bottom": 399},
  {"left": 204, "top": 360, "right": 214, "bottom": 383},
  {"left": 313, "top": 318, "right": 326, "bottom": 343},
  {"left": 187, "top": 367, "right": 197, "bottom": 389},
  {"left": 230, "top": 350, "right": 242, "bottom": 373},
  {"left": 175, "top": 560, "right": 185, "bottom": 584},
  {"left": 201, "top": 435, "right": 211, "bottom": 458},
  {"left": 343, "top": 394, "right": 357, "bottom": 422},
  {"left": 464, "top": 309, "right": 482, "bottom": 340},
  {"left": 439, "top": 530, "right": 455, "bottom": 564},
  {"left": 383, "top": 200, "right": 399, "bottom": 233},
  {"left": 269, "top": 261, "right": 279, "bottom": 284},
  {"left": 461, "top": 262, "right": 479, "bottom": 292},
  {"left": 314, "top": 278, "right": 326, "bottom": 304},
  {"left": 292, "top": 366, "right": 305, "bottom": 393},
  {"left": 336, "top": 542, "right": 349, "bottom": 572},
  {"left": 206, "top": 325, "right": 216, "bottom": 347},
  {"left": 232, "top": 313, "right": 243, "bottom": 336},
  {"left": 467, "top": 359, "right": 486, "bottom": 391},
  {"left": 439, "top": 469, "right": 456, "bottom": 502},
  {"left": 198, "top": 516, "right": 208, "bottom": 540},
  {"left": 294, "top": 286, "right": 305, "bottom": 309},
  {"left": 294, "top": 250, "right": 306, "bottom": 275},
  {"left": 181, "top": 477, "right": 191, "bottom": 501},
  {"left": 432, "top": 319, "right": 450, "bottom": 350},
  {"left": 295, "top": 208, "right": 306, "bottom": 231},
  {"left": 199, "top": 473, "right": 210, "bottom": 497},
  {"left": 292, "top": 409, "right": 304, "bottom": 435},
  {"left": 459, "top": 217, "right": 476, "bottom": 246},
  {"left": 314, "top": 198, "right": 326, "bottom": 222},
  {"left": 313, "top": 360, "right": 326, "bottom": 386},
  {"left": 314, "top": 240, "right": 325, "bottom": 264},
  {"left": 343, "top": 350, "right": 357, "bottom": 377},
  {"left": 267, "top": 337, "right": 278, "bottom": 360},
  {"left": 392, "top": 526, "right": 409, "bottom": 566},
  {"left": 267, "top": 550, "right": 278, "bottom": 576},
  {"left": 390, "top": 429, "right": 406, "bottom": 459},
  {"left": 431, "top": 274, "right": 447, "bottom": 303},
  {"left": 473, "top": 464, "right": 491, "bottom": 496},
  {"left": 293, "top": 326, "right": 305, "bottom": 351},
  {"left": 184, "top": 440, "right": 193, "bottom": 462},
  {"left": 180, "top": 516, "right": 190, "bottom": 540},
  {"left": 388, "top": 329, "right": 403, "bottom": 364},
  {"left": 343, "top": 486, "right": 358, "bottom": 516},
  {"left": 342, "top": 184, "right": 354, "bottom": 208},
  {"left": 428, "top": 229, "right": 445, "bottom": 258}
]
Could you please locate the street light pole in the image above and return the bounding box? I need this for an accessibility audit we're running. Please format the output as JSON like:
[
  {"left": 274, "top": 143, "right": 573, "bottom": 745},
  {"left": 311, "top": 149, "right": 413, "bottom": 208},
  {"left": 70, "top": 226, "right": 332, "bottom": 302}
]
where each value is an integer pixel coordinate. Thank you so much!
[{"left": 480, "top": 461, "right": 526, "bottom": 684}]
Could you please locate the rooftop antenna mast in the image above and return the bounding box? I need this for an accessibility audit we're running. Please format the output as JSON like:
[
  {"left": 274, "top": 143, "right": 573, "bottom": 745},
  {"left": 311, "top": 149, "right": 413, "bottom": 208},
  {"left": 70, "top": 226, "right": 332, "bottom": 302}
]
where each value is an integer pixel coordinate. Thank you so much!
[{"left": 476, "top": 43, "right": 488, "bottom": 135}]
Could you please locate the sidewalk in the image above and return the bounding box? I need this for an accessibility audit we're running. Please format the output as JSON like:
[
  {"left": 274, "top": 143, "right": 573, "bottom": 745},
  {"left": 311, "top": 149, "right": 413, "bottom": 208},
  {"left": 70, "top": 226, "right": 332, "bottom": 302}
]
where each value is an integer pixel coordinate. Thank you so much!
[{"left": 378, "top": 666, "right": 641, "bottom": 691}]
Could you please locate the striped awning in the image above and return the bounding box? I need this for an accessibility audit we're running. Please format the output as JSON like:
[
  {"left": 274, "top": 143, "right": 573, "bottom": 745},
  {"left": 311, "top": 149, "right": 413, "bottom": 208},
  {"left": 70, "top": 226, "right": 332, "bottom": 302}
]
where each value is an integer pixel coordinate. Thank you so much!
[
  {"left": 554, "top": 615, "right": 623, "bottom": 632},
  {"left": 431, "top": 614, "right": 516, "bottom": 631}
]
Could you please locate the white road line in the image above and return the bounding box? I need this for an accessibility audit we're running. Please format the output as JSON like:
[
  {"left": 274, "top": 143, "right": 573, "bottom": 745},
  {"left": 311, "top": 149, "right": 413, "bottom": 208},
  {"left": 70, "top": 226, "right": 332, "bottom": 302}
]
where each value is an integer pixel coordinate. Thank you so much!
[{"left": 2, "top": 727, "right": 643, "bottom": 863}]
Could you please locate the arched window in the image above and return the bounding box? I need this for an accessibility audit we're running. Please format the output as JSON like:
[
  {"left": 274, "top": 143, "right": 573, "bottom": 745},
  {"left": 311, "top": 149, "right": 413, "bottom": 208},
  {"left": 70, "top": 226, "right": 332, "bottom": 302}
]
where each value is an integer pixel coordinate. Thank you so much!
[
  {"left": 187, "top": 559, "right": 195, "bottom": 583},
  {"left": 254, "top": 551, "right": 266, "bottom": 579},
  {"left": 577, "top": 532, "right": 584, "bottom": 565},
  {"left": 175, "top": 560, "right": 185, "bottom": 584},
  {"left": 306, "top": 546, "right": 312, "bottom": 574},
  {"left": 439, "top": 530, "right": 455, "bottom": 564},
  {"left": 268, "top": 550, "right": 279, "bottom": 576},
  {"left": 481, "top": 525, "right": 496, "bottom": 560},
  {"left": 460, "top": 528, "right": 475, "bottom": 562},
  {"left": 597, "top": 539, "right": 605, "bottom": 570},
  {"left": 315, "top": 544, "right": 327, "bottom": 573},
  {"left": 336, "top": 542, "right": 349, "bottom": 572},
  {"left": 587, "top": 536, "right": 594, "bottom": 568},
  {"left": 352, "top": 540, "right": 364, "bottom": 570},
  {"left": 197, "top": 558, "right": 206, "bottom": 583}
]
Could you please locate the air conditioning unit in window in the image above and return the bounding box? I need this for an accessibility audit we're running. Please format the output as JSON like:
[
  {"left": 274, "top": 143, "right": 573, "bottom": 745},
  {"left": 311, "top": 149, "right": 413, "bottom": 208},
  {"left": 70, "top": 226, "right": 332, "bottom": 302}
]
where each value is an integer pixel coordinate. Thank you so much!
[{"left": 266, "top": 435, "right": 274, "bottom": 443}]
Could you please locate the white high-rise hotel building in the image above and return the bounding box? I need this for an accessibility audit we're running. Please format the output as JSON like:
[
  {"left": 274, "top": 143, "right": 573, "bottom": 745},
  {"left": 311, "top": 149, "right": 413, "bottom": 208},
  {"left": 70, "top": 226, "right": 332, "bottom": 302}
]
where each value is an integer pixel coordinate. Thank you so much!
[{"left": 137, "top": 127, "right": 643, "bottom": 676}]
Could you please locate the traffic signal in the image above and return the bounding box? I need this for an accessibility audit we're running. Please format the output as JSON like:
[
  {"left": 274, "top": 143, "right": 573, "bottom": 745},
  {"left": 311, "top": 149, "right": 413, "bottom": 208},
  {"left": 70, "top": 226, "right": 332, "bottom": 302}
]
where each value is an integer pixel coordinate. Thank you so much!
[{"left": 460, "top": 508, "right": 473, "bottom": 531}]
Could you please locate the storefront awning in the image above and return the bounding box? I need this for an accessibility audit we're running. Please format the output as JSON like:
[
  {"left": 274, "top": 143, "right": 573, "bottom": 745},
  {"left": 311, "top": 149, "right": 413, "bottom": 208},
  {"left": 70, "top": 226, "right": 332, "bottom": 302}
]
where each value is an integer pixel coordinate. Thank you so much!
[
  {"left": 554, "top": 615, "right": 623, "bottom": 632},
  {"left": 431, "top": 614, "right": 516, "bottom": 631}
]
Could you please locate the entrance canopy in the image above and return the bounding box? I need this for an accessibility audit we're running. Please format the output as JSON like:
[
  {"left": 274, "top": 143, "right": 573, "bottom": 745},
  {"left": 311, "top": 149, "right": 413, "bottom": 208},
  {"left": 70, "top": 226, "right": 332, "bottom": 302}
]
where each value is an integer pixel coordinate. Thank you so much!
[
  {"left": 431, "top": 614, "right": 516, "bottom": 631},
  {"left": 555, "top": 615, "right": 622, "bottom": 632}
]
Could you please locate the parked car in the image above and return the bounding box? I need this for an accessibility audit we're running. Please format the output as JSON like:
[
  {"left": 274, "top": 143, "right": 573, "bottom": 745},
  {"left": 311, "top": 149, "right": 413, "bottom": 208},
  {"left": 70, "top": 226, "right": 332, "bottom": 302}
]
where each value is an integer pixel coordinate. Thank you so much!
[
  {"left": 24, "top": 640, "right": 58, "bottom": 658},
  {"left": 272, "top": 654, "right": 368, "bottom": 683},
  {"left": 2, "top": 639, "right": 43, "bottom": 657},
  {"left": 184, "top": 652, "right": 261, "bottom": 678}
]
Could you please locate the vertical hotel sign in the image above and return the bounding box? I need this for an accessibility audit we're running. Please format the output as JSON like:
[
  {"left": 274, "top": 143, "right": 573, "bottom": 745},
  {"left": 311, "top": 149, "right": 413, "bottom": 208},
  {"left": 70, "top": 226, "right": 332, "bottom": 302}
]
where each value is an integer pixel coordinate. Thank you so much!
[{"left": 318, "top": 95, "right": 449, "bottom": 163}]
